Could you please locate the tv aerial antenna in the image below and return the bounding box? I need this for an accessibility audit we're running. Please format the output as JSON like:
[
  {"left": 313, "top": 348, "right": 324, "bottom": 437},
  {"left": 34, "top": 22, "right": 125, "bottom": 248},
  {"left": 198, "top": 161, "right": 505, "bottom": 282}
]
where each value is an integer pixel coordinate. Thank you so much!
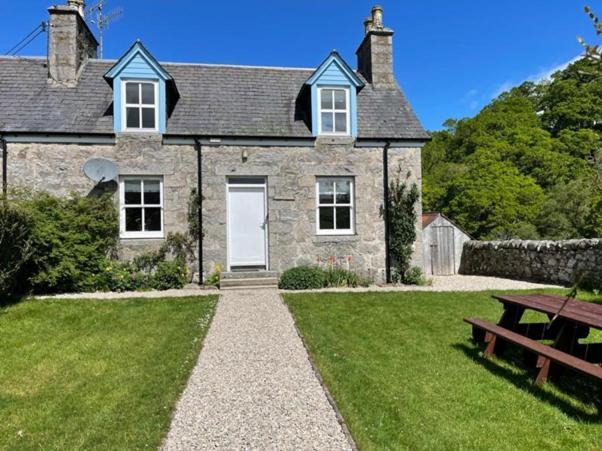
[{"left": 85, "top": 0, "right": 123, "bottom": 58}]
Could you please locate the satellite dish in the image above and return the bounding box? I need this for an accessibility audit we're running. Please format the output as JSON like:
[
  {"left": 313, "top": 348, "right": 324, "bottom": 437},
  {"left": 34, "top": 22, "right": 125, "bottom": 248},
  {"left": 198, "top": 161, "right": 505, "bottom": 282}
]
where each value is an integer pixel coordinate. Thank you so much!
[{"left": 83, "top": 158, "right": 119, "bottom": 183}]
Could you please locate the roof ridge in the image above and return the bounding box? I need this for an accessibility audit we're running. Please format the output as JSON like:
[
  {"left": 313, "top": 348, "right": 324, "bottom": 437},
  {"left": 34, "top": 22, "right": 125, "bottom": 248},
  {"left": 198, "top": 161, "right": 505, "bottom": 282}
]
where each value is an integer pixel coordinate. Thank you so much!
[{"left": 89, "top": 58, "right": 316, "bottom": 71}]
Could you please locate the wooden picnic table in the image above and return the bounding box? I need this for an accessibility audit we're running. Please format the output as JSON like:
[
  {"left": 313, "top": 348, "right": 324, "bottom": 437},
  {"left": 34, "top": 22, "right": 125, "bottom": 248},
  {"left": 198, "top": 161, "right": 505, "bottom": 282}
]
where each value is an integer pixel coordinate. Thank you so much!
[
  {"left": 465, "top": 294, "right": 602, "bottom": 385},
  {"left": 492, "top": 294, "right": 602, "bottom": 363}
]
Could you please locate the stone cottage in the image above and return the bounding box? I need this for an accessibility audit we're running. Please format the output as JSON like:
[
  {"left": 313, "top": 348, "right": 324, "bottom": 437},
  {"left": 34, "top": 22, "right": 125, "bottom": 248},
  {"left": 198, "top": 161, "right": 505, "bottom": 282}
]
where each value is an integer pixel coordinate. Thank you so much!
[{"left": 0, "top": 1, "right": 428, "bottom": 285}]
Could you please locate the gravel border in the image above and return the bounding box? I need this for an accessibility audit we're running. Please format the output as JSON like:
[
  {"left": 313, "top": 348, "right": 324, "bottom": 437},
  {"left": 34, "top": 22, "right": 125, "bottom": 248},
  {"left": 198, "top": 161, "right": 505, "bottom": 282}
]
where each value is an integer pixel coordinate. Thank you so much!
[
  {"left": 31, "top": 276, "right": 562, "bottom": 300},
  {"left": 280, "top": 275, "right": 563, "bottom": 294}
]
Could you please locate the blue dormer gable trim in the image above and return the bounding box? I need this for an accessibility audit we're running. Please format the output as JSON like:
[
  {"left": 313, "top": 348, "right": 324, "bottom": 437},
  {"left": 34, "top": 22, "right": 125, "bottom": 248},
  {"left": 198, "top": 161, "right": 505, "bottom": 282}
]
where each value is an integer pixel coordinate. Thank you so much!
[
  {"left": 305, "top": 51, "right": 364, "bottom": 137},
  {"left": 104, "top": 40, "right": 174, "bottom": 134}
]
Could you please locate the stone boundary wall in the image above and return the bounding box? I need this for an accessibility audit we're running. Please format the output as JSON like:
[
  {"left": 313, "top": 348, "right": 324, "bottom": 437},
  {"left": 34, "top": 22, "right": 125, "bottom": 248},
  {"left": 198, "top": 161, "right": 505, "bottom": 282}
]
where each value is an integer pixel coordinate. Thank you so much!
[{"left": 459, "top": 239, "right": 602, "bottom": 288}]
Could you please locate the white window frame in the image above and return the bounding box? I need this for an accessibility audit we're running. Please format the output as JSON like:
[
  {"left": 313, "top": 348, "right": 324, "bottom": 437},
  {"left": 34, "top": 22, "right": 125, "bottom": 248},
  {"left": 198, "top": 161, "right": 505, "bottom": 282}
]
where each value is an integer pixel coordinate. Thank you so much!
[
  {"left": 121, "top": 79, "right": 159, "bottom": 132},
  {"left": 317, "top": 87, "right": 351, "bottom": 136},
  {"left": 316, "top": 177, "right": 355, "bottom": 235},
  {"left": 119, "top": 176, "right": 164, "bottom": 239}
]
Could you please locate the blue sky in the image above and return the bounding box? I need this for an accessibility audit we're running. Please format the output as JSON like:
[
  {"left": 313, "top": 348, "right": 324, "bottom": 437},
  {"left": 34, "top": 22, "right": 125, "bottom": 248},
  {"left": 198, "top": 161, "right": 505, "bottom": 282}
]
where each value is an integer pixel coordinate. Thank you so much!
[{"left": 0, "top": 0, "right": 597, "bottom": 130}]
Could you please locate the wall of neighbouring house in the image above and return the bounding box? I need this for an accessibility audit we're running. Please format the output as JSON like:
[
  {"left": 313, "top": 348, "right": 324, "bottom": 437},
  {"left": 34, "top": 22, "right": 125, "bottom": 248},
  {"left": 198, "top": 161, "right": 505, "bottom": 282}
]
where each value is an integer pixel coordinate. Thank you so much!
[
  {"left": 459, "top": 239, "right": 602, "bottom": 288},
  {"left": 5, "top": 137, "right": 423, "bottom": 283},
  {"left": 6, "top": 135, "right": 198, "bottom": 264}
]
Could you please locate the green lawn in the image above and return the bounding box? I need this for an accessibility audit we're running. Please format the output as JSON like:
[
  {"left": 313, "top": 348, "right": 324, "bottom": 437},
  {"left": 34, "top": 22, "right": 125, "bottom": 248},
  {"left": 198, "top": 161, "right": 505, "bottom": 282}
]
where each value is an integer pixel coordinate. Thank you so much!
[
  {"left": 284, "top": 290, "right": 602, "bottom": 450},
  {"left": 0, "top": 295, "right": 217, "bottom": 450}
]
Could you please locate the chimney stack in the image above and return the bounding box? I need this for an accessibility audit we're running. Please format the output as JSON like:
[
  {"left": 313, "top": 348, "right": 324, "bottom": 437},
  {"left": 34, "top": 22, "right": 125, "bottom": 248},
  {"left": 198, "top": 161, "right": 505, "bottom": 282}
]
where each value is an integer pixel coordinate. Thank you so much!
[
  {"left": 47, "top": 0, "right": 98, "bottom": 87},
  {"left": 356, "top": 5, "right": 396, "bottom": 89}
]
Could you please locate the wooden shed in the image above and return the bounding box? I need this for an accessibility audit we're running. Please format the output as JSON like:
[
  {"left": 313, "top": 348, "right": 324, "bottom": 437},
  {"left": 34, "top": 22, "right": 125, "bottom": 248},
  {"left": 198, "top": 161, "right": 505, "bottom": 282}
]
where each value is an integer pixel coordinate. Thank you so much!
[{"left": 422, "top": 213, "right": 472, "bottom": 276}]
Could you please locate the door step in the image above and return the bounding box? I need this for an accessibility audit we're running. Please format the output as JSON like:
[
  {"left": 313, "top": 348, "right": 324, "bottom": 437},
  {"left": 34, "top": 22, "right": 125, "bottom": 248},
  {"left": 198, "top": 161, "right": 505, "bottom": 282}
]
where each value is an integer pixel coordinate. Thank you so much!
[{"left": 220, "top": 271, "right": 279, "bottom": 289}]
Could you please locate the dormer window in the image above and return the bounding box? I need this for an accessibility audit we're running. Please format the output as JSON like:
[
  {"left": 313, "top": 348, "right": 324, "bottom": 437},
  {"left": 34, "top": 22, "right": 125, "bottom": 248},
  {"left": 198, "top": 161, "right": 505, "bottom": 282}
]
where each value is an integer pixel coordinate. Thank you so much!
[
  {"left": 318, "top": 87, "right": 350, "bottom": 135},
  {"left": 104, "top": 40, "right": 176, "bottom": 134},
  {"left": 305, "top": 51, "right": 364, "bottom": 138},
  {"left": 123, "top": 81, "right": 158, "bottom": 131}
]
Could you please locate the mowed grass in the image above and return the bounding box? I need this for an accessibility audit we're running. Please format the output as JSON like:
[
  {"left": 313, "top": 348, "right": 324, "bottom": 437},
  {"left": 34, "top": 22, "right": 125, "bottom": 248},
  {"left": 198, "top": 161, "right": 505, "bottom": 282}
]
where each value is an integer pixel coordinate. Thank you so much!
[
  {"left": 0, "top": 295, "right": 218, "bottom": 450},
  {"left": 284, "top": 290, "right": 602, "bottom": 450}
]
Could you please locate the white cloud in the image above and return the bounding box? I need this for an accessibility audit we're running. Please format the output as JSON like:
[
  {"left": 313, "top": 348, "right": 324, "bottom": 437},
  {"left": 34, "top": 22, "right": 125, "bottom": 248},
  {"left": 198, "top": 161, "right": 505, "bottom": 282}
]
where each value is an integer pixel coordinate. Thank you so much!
[
  {"left": 526, "top": 56, "right": 582, "bottom": 83},
  {"left": 491, "top": 80, "right": 514, "bottom": 98},
  {"left": 490, "top": 55, "right": 582, "bottom": 99}
]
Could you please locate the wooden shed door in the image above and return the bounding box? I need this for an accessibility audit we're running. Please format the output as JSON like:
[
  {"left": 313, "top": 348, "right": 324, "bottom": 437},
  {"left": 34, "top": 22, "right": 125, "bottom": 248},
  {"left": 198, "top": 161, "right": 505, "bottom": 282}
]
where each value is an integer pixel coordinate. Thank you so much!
[{"left": 431, "top": 226, "right": 455, "bottom": 275}]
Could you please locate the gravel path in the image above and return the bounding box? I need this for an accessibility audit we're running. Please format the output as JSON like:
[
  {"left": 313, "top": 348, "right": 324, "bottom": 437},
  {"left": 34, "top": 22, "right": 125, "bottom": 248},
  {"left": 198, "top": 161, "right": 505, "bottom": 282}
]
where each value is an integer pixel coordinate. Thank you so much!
[{"left": 161, "top": 289, "right": 352, "bottom": 451}]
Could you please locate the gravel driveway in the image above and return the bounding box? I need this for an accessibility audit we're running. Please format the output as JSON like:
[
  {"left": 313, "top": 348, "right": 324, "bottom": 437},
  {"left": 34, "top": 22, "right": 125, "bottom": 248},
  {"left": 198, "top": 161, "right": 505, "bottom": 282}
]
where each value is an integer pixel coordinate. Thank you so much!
[{"left": 162, "top": 289, "right": 352, "bottom": 450}]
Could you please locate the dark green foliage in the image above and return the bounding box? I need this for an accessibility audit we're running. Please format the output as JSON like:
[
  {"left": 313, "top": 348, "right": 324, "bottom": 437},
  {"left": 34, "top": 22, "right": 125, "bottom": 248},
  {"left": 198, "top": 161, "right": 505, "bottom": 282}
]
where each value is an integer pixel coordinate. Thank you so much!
[
  {"left": 187, "top": 187, "right": 202, "bottom": 239},
  {"left": 404, "top": 266, "right": 430, "bottom": 286},
  {"left": 10, "top": 191, "right": 118, "bottom": 294},
  {"left": 279, "top": 266, "right": 326, "bottom": 290},
  {"left": 388, "top": 174, "right": 420, "bottom": 284},
  {"left": 0, "top": 206, "right": 34, "bottom": 295},
  {"left": 95, "top": 260, "right": 148, "bottom": 293},
  {"left": 151, "top": 261, "right": 188, "bottom": 290},
  {"left": 133, "top": 232, "right": 196, "bottom": 273},
  {"left": 423, "top": 55, "right": 602, "bottom": 239},
  {"left": 98, "top": 233, "right": 194, "bottom": 292},
  {"left": 279, "top": 266, "right": 372, "bottom": 290}
]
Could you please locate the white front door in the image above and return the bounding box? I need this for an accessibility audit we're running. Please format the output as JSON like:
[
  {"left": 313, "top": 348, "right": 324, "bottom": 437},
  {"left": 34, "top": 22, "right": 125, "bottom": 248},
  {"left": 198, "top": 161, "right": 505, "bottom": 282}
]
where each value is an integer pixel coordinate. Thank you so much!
[{"left": 227, "top": 181, "right": 267, "bottom": 269}]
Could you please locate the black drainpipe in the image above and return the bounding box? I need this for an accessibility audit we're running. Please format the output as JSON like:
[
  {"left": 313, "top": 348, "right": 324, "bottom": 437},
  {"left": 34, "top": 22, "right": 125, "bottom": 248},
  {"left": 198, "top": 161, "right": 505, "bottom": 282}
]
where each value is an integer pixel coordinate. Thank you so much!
[
  {"left": 195, "top": 139, "right": 203, "bottom": 285},
  {"left": 1, "top": 137, "right": 7, "bottom": 201},
  {"left": 383, "top": 141, "right": 391, "bottom": 284}
]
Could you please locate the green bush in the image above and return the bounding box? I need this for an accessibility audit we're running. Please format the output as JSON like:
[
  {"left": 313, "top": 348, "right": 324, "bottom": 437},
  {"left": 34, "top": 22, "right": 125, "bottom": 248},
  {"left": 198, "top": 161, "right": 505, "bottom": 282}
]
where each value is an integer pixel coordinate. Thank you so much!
[
  {"left": 151, "top": 261, "right": 188, "bottom": 290},
  {"left": 0, "top": 205, "right": 34, "bottom": 295},
  {"left": 403, "top": 266, "right": 431, "bottom": 286},
  {"left": 10, "top": 191, "right": 118, "bottom": 294},
  {"left": 95, "top": 260, "right": 148, "bottom": 293},
  {"left": 279, "top": 266, "right": 326, "bottom": 290}
]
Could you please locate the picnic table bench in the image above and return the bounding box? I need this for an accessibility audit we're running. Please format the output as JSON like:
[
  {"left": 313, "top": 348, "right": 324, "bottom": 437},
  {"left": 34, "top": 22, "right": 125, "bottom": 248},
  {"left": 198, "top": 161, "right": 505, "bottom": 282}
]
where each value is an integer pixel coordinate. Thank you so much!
[{"left": 464, "top": 294, "right": 602, "bottom": 385}]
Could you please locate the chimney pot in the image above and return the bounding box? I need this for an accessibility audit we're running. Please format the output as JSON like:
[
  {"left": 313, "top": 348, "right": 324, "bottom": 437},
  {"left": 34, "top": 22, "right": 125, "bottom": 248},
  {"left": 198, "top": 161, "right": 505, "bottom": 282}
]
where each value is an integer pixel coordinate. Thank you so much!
[
  {"left": 371, "top": 5, "right": 383, "bottom": 30},
  {"left": 364, "top": 16, "right": 373, "bottom": 35},
  {"left": 67, "top": 0, "right": 85, "bottom": 17}
]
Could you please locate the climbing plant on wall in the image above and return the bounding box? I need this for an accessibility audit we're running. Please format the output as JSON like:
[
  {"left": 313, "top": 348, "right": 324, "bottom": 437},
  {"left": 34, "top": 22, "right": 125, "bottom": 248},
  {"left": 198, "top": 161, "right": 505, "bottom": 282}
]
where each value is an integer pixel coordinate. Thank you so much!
[{"left": 388, "top": 170, "right": 420, "bottom": 284}]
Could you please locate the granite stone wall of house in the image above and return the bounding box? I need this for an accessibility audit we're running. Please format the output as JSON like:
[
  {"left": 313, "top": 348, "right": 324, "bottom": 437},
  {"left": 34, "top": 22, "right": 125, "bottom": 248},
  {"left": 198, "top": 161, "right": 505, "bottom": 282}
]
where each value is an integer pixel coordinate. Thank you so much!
[
  {"left": 201, "top": 140, "right": 422, "bottom": 283},
  {"left": 5, "top": 137, "right": 423, "bottom": 283},
  {"left": 459, "top": 239, "right": 602, "bottom": 288}
]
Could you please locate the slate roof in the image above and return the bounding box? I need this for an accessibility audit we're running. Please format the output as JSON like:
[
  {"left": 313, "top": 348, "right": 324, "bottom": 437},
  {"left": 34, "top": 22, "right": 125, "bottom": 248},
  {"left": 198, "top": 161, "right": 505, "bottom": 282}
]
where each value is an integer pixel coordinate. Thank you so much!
[{"left": 0, "top": 56, "right": 429, "bottom": 140}]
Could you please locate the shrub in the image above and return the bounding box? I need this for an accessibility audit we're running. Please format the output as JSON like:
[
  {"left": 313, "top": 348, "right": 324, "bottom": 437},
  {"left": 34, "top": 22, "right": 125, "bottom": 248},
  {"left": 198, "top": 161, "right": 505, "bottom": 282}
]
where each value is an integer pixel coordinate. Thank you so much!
[
  {"left": 0, "top": 206, "right": 34, "bottom": 295},
  {"left": 403, "top": 266, "right": 431, "bottom": 286},
  {"left": 205, "top": 263, "right": 222, "bottom": 287},
  {"left": 96, "top": 260, "right": 148, "bottom": 293},
  {"left": 151, "top": 261, "right": 188, "bottom": 290},
  {"left": 279, "top": 266, "right": 325, "bottom": 290},
  {"left": 11, "top": 191, "right": 118, "bottom": 294}
]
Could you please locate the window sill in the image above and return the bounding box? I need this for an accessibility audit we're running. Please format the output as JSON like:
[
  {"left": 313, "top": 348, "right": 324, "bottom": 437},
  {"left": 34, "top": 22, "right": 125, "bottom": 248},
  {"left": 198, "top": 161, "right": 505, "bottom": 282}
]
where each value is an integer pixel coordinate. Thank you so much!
[
  {"left": 315, "top": 135, "right": 356, "bottom": 146},
  {"left": 313, "top": 234, "right": 360, "bottom": 243},
  {"left": 120, "top": 233, "right": 165, "bottom": 241}
]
